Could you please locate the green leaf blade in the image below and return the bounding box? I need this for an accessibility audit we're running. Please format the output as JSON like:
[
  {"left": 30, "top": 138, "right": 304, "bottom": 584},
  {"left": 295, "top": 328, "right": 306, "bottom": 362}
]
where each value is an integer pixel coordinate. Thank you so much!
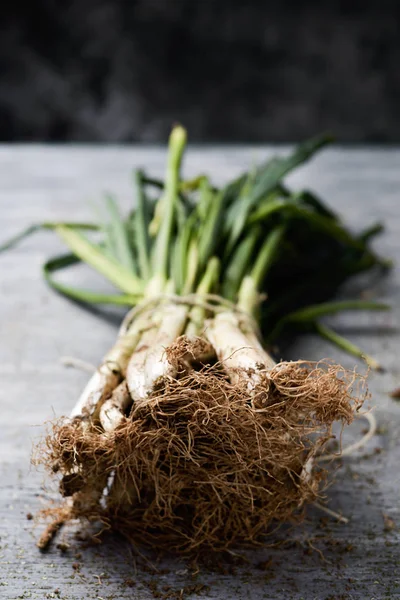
[
  {"left": 286, "top": 300, "right": 390, "bottom": 323},
  {"left": 55, "top": 225, "right": 144, "bottom": 295},
  {"left": 0, "top": 222, "right": 98, "bottom": 253},
  {"left": 43, "top": 253, "right": 139, "bottom": 306},
  {"left": 104, "top": 194, "right": 137, "bottom": 273},
  {"left": 226, "top": 135, "right": 333, "bottom": 251},
  {"left": 133, "top": 169, "right": 151, "bottom": 280}
]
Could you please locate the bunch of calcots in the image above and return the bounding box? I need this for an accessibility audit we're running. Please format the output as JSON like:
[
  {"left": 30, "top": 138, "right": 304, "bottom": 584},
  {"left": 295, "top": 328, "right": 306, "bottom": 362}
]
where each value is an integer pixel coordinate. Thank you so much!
[{"left": 4, "top": 127, "right": 389, "bottom": 552}]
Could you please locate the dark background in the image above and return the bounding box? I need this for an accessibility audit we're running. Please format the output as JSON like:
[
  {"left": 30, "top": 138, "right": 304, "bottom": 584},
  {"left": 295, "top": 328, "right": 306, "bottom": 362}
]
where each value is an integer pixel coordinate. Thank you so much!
[{"left": 1, "top": 0, "right": 399, "bottom": 143}]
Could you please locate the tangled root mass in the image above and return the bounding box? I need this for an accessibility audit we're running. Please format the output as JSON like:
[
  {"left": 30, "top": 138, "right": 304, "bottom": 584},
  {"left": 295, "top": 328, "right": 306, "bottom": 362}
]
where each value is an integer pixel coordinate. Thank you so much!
[{"left": 40, "top": 343, "right": 364, "bottom": 553}]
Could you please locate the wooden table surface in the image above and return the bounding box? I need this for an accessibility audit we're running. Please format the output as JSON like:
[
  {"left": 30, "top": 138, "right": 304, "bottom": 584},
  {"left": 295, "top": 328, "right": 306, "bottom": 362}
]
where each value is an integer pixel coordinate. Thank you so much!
[{"left": 1, "top": 145, "right": 400, "bottom": 600}]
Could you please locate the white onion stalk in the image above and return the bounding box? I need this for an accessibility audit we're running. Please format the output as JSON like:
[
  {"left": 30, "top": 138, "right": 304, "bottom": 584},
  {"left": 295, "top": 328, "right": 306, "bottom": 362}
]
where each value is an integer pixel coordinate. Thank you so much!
[
  {"left": 202, "top": 235, "right": 285, "bottom": 392},
  {"left": 205, "top": 310, "right": 275, "bottom": 392},
  {"left": 126, "top": 302, "right": 188, "bottom": 408},
  {"left": 206, "top": 310, "right": 329, "bottom": 495},
  {"left": 99, "top": 380, "right": 132, "bottom": 432},
  {"left": 59, "top": 326, "right": 145, "bottom": 501},
  {"left": 69, "top": 323, "right": 143, "bottom": 420}
]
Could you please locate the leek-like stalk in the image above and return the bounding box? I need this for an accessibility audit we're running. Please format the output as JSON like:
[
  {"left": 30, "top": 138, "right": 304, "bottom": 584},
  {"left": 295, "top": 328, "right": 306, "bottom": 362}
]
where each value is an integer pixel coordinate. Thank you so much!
[
  {"left": 315, "top": 322, "right": 382, "bottom": 371},
  {"left": 100, "top": 381, "right": 132, "bottom": 432},
  {"left": 186, "top": 257, "right": 220, "bottom": 337},
  {"left": 55, "top": 225, "right": 143, "bottom": 295},
  {"left": 69, "top": 320, "right": 144, "bottom": 420},
  {"left": 205, "top": 311, "right": 275, "bottom": 391},
  {"left": 126, "top": 303, "right": 189, "bottom": 407},
  {"left": 150, "top": 126, "right": 187, "bottom": 279}
]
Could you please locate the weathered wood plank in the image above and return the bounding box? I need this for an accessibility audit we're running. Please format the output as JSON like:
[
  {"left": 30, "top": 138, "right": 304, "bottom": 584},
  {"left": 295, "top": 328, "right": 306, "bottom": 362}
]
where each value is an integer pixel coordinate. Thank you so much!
[{"left": 1, "top": 146, "right": 400, "bottom": 600}]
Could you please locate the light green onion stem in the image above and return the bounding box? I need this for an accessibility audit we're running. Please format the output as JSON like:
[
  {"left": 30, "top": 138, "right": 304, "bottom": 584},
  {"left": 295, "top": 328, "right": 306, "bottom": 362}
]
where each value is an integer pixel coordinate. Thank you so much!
[
  {"left": 55, "top": 225, "right": 144, "bottom": 295},
  {"left": 0, "top": 222, "right": 98, "bottom": 252},
  {"left": 238, "top": 227, "right": 285, "bottom": 315},
  {"left": 133, "top": 169, "right": 151, "bottom": 280},
  {"left": 186, "top": 257, "right": 220, "bottom": 337},
  {"left": 104, "top": 194, "right": 137, "bottom": 273},
  {"left": 267, "top": 300, "right": 390, "bottom": 342},
  {"left": 43, "top": 254, "right": 139, "bottom": 306},
  {"left": 315, "top": 322, "right": 382, "bottom": 371},
  {"left": 151, "top": 126, "right": 187, "bottom": 285},
  {"left": 222, "top": 227, "right": 261, "bottom": 301}
]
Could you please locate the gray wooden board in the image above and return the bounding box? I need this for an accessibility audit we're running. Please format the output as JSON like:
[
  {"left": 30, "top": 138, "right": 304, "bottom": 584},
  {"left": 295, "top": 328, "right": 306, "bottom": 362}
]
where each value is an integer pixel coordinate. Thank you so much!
[{"left": 0, "top": 145, "right": 400, "bottom": 600}]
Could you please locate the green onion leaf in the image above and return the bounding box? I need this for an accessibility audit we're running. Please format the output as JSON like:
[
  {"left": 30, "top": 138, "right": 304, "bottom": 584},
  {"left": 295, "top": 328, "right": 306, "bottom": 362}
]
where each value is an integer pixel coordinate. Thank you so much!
[
  {"left": 43, "top": 253, "right": 139, "bottom": 306},
  {"left": 222, "top": 228, "right": 261, "bottom": 301},
  {"left": 133, "top": 169, "right": 151, "bottom": 280},
  {"left": 251, "top": 226, "right": 286, "bottom": 288},
  {"left": 358, "top": 223, "right": 385, "bottom": 243},
  {"left": 0, "top": 222, "right": 98, "bottom": 253},
  {"left": 103, "top": 194, "right": 137, "bottom": 273},
  {"left": 314, "top": 322, "right": 383, "bottom": 371},
  {"left": 151, "top": 125, "right": 187, "bottom": 280},
  {"left": 292, "top": 190, "right": 338, "bottom": 220},
  {"left": 55, "top": 225, "right": 144, "bottom": 295},
  {"left": 283, "top": 299, "right": 390, "bottom": 323},
  {"left": 226, "top": 134, "right": 333, "bottom": 251},
  {"left": 197, "top": 179, "right": 221, "bottom": 267},
  {"left": 174, "top": 213, "right": 197, "bottom": 294}
]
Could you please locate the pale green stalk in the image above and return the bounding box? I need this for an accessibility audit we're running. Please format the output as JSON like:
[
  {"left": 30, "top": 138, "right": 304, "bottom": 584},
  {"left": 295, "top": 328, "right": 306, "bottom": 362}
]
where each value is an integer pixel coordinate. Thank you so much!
[
  {"left": 150, "top": 126, "right": 187, "bottom": 288},
  {"left": 182, "top": 239, "right": 199, "bottom": 295},
  {"left": 133, "top": 169, "right": 151, "bottom": 280},
  {"left": 104, "top": 194, "right": 137, "bottom": 273},
  {"left": 315, "top": 322, "right": 382, "bottom": 371},
  {"left": 237, "top": 227, "right": 285, "bottom": 316},
  {"left": 55, "top": 225, "right": 144, "bottom": 295},
  {"left": 222, "top": 228, "right": 261, "bottom": 302},
  {"left": 186, "top": 257, "right": 220, "bottom": 337}
]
